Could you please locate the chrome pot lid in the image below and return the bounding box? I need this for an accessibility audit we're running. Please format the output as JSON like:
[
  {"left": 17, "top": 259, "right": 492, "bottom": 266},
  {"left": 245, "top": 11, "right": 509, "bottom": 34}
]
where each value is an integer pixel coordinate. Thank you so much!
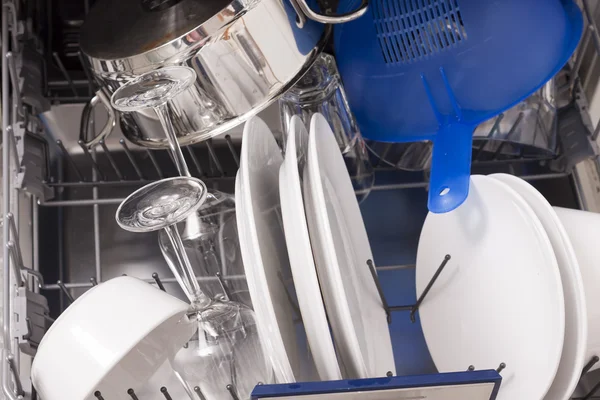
[{"left": 80, "top": 0, "right": 244, "bottom": 60}]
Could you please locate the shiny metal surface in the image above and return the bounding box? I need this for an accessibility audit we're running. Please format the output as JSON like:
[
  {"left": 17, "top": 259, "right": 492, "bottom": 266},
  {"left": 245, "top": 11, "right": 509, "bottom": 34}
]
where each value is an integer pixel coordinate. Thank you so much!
[
  {"left": 295, "top": 0, "right": 368, "bottom": 23},
  {"left": 82, "top": 0, "right": 329, "bottom": 149},
  {"left": 80, "top": 0, "right": 240, "bottom": 60},
  {"left": 80, "top": 91, "right": 116, "bottom": 149}
]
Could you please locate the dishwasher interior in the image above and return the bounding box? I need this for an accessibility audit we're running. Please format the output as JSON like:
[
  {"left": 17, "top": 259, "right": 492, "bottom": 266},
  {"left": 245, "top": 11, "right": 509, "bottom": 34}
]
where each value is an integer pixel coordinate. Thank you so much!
[{"left": 4, "top": 0, "right": 600, "bottom": 399}]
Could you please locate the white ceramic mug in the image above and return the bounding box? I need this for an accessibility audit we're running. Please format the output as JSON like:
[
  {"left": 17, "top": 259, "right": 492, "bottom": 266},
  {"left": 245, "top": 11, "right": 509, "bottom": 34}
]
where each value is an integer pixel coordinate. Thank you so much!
[
  {"left": 554, "top": 207, "right": 600, "bottom": 371},
  {"left": 31, "top": 276, "right": 196, "bottom": 400}
]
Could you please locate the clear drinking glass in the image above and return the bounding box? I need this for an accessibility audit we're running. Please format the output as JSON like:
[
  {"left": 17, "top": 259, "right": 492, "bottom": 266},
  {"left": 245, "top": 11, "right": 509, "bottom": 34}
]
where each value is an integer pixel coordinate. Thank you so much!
[
  {"left": 279, "top": 53, "right": 374, "bottom": 202},
  {"left": 173, "top": 302, "right": 273, "bottom": 400},
  {"left": 158, "top": 190, "right": 251, "bottom": 308},
  {"left": 472, "top": 79, "right": 558, "bottom": 157},
  {"left": 366, "top": 79, "right": 558, "bottom": 169},
  {"left": 366, "top": 141, "right": 433, "bottom": 171}
]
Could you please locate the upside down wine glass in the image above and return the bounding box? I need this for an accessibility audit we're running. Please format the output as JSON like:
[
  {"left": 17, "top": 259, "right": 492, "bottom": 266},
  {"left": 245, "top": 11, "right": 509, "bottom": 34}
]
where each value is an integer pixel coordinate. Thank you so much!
[
  {"left": 112, "top": 66, "right": 251, "bottom": 307},
  {"left": 112, "top": 67, "right": 272, "bottom": 400}
]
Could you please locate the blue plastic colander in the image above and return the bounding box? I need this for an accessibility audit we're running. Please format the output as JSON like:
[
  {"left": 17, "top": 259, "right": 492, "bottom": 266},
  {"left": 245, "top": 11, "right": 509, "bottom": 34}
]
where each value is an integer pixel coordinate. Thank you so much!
[{"left": 334, "top": 0, "right": 582, "bottom": 212}]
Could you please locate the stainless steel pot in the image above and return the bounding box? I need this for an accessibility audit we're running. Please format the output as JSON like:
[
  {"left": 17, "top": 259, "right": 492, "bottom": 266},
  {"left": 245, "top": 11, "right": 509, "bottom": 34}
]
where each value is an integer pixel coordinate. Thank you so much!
[{"left": 79, "top": 0, "right": 366, "bottom": 148}]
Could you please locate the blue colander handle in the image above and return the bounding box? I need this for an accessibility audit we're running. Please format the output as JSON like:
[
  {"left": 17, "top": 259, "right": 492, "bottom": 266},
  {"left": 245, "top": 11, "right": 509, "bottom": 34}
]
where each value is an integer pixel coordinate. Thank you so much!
[{"left": 428, "top": 122, "right": 474, "bottom": 213}]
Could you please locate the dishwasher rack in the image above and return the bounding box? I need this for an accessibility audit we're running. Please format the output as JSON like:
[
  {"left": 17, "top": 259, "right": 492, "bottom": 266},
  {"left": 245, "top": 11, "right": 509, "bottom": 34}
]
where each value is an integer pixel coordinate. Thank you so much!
[{"left": 4, "top": 0, "right": 600, "bottom": 399}]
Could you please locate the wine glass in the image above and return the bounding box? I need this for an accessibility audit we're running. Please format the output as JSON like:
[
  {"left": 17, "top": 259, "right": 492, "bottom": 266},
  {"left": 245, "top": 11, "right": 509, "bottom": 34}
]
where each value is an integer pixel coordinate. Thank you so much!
[
  {"left": 115, "top": 176, "right": 211, "bottom": 309},
  {"left": 112, "top": 68, "right": 272, "bottom": 396},
  {"left": 158, "top": 190, "right": 251, "bottom": 307},
  {"left": 116, "top": 177, "right": 273, "bottom": 399},
  {"left": 111, "top": 66, "right": 196, "bottom": 176},
  {"left": 111, "top": 66, "right": 251, "bottom": 307}
]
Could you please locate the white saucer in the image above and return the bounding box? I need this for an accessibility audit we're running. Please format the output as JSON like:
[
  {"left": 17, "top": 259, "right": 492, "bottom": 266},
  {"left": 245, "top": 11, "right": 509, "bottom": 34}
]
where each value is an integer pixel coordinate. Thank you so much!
[
  {"left": 303, "top": 113, "right": 395, "bottom": 378},
  {"left": 490, "top": 174, "right": 586, "bottom": 400},
  {"left": 236, "top": 116, "right": 315, "bottom": 383},
  {"left": 279, "top": 116, "right": 342, "bottom": 381},
  {"left": 416, "top": 175, "right": 564, "bottom": 400},
  {"left": 553, "top": 206, "right": 600, "bottom": 373}
]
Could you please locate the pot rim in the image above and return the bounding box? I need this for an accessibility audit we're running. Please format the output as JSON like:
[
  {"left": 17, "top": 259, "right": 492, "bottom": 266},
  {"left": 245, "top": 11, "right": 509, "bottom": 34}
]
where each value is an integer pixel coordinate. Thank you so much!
[
  {"left": 119, "top": 25, "right": 332, "bottom": 149},
  {"left": 81, "top": 0, "right": 262, "bottom": 69}
]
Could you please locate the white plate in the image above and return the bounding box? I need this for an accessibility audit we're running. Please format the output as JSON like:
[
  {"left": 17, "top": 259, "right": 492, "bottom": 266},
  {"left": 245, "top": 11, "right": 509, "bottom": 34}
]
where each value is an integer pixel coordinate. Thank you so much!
[
  {"left": 490, "top": 174, "right": 587, "bottom": 400},
  {"left": 279, "top": 116, "right": 342, "bottom": 381},
  {"left": 236, "top": 116, "right": 315, "bottom": 383},
  {"left": 303, "top": 113, "right": 395, "bottom": 379},
  {"left": 553, "top": 206, "right": 600, "bottom": 373},
  {"left": 416, "top": 175, "right": 564, "bottom": 400}
]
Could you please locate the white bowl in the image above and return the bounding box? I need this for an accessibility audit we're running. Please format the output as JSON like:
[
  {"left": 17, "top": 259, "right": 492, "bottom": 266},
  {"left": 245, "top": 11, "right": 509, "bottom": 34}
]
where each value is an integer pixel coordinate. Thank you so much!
[
  {"left": 135, "top": 360, "right": 191, "bottom": 400},
  {"left": 32, "top": 276, "right": 195, "bottom": 400},
  {"left": 554, "top": 207, "right": 600, "bottom": 371}
]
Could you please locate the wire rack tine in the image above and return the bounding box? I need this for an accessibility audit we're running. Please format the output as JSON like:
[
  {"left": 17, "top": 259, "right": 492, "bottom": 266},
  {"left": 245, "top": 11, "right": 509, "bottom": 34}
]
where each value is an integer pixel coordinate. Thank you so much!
[
  {"left": 194, "top": 386, "right": 208, "bottom": 400},
  {"left": 161, "top": 386, "right": 173, "bottom": 400},
  {"left": 581, "top": 356, "right": 600, "bottom": 378},
  {"left": 226, "top": 384, "right": 239, "bottom": 400},
  {"left": 52, "top": 52, "right": 78, "bottom": 97},
  {"left": 56, "top": 140, "right": 85, "bottom": 181},
  {"left": 128, "top": 388, "right": 140, "bottom": 400},
  {"left": 6, "top": 53, "right": 23, "bottom": 118},
  {"left": 3, "top": 1, "right": 19, "bottom": 52},
  {"left": 57, "top": 280, "right": 74, "bottom": 304},
  {"left": 147, "top": 149, "right": 164, "bottom": 179},
  {"left": 187, "top": 147, "right": 205, "bottom": 177},
  {"left": 571, "top": 27, "right": 593, "bottom": 91},
  {"left": 474, "top": 113, "right": 504, "bottom": 161},
  {"left": 6, "top": 355, "right": 23, "bottom": 397},
  {"left": 225, "top": 135, "right": 240, "bottom": 167},
  {"left": 593, "top": 116, "right": 600, "bottom": 142},
  {"left": 119, "top": 139, "right": 145, "bottom": 180},
  {"left": 215, "top": 272, "right": 231, "bottom": 301},
  {"left": 7, "top": 127, "right": 20, "bottom": 174},
  {"left": 206, "top": 139, "right": 224, "bottom": 176},
  {"left": 152, "top": 272, "right": 167, "bottom": 292},
  {"left": 6, "top": 242, "right": 24, "bottom": 287},
  {"left": 78, "top": 140, "right": 105, "bottom": 181},
  {"left": 492, "top": 112, "right": 524, "bottom": 160},
  {"left": 409, "top": 254, "right": 451, "bottom": 323},
  {"left": 6, "top": 213, "right": 20, "bottom": 254},
  {"left": 367, "top": 259, "right": 391, "bottom": 323},
  {"left": 100, "top": 140, "right": 124, "bottom": 180}
]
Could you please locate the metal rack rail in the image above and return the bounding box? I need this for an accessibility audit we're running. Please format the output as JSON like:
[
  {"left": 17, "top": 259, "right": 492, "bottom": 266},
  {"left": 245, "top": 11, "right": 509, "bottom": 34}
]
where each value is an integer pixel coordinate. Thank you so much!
[{"left": 3, "top": 0, "right": 600, "bottom": 398}]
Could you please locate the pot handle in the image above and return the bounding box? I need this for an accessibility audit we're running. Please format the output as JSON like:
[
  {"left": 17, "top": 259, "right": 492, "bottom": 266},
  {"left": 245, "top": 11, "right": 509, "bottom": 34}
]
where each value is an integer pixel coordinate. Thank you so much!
[
  {"left": 292, "top": 0, "right": 368, "bottom": 24},
  {"left": 79, "top": 90, "right": 116, "bottom": 149}
]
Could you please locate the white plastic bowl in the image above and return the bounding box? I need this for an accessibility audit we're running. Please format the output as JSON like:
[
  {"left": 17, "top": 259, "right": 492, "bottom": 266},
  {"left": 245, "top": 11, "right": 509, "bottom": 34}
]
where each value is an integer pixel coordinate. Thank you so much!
[
  {"left": 31, "top": 276, "right": 195, "bottom": 400},
  {"left": 554, "top": 207, "right": 600, "bottom": 371}
]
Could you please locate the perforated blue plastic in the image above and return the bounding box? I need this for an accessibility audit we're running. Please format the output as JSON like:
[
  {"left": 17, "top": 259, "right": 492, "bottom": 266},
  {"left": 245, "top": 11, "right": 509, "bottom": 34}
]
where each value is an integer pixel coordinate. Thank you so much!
[{"left": 334, "top": 0, "right": 583, "bottom": 212}]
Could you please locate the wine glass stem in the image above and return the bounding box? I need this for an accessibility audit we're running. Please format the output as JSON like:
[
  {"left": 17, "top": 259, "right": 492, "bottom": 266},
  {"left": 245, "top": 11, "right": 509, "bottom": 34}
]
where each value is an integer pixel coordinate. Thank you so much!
[
  {"left": 154, "top": 105, "right": 191, "bottom": 178},
  {"left": 163, "top": 224, "right": 210, "bottom": 309}
]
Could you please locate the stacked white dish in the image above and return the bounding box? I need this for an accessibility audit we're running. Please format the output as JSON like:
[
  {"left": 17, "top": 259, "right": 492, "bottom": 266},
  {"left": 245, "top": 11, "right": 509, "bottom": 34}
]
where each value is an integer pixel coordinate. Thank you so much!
[
  {"left": 416, "top": 173, "right": 600, "bottom": 400},
  {"left": 235, "top": 114, "right": 395, "bottom": 382}
]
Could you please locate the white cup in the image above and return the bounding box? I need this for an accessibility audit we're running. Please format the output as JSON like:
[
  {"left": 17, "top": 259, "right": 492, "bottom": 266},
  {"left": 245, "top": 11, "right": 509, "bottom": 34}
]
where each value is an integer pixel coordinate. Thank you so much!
[
  {"left": 554, "top": 207, "right": 600, "bottom": 371},
  {"left": 32, "top": 276, "right": 196, "bottom": 400}
]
